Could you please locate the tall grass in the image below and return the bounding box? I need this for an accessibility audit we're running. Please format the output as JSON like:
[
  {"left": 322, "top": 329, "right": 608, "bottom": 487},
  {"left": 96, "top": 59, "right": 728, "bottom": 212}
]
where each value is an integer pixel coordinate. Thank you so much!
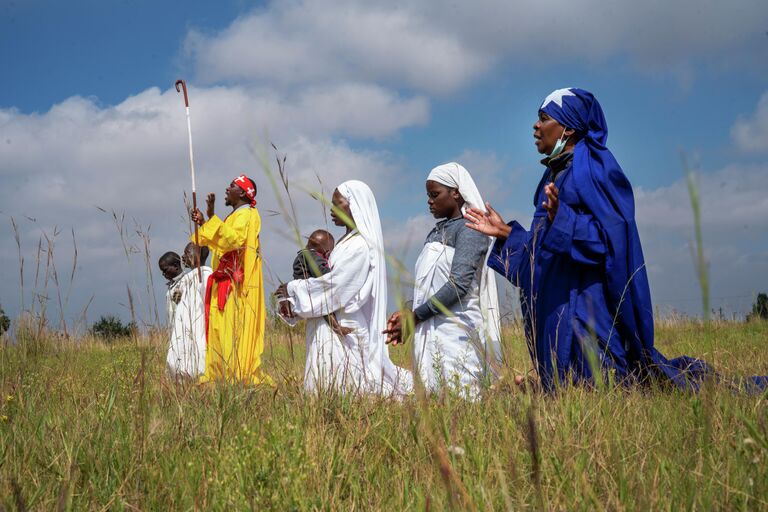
[
  {"left": 682, "top": 154, "right": 710, "bottom": 324},
  {"left": 1, "top": 321, "right": 767, "bottom": 510}
]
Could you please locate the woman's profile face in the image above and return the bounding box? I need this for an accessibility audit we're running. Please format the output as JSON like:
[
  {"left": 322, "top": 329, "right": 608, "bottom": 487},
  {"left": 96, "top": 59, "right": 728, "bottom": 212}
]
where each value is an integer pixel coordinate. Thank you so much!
[
  {"left": 533, "top": 111, "right": 566, "bottom": 155},
  {"left": 426, "top": 180, "right": 461, "bottom": 219},
  {"left": 330, "top": 188, "right": 353, "bottom": 227}
]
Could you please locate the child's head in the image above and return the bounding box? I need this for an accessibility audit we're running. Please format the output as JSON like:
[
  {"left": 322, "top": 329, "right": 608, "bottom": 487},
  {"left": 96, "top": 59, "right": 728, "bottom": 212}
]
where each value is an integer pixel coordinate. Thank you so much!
[
  {"left": 158, "top": 251, "right": 182, "bottom": 282},
  {"left": 306, "top": 229, "right": 334, "bottom": 258},
  {"left": 182, "top": 242, "right": 210, "bottom": 269}
]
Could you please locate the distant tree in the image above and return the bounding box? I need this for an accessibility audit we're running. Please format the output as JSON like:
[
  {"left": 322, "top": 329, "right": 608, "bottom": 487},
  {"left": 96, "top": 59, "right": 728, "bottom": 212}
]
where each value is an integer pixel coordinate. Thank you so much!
[
  {"left": 747, "top": 293, "right": 768, "bottom": 322},
  {"left": 0, "top": 305, "right": 9, "bottom": 336},
  {"left": 90, "top": 315, "right": 135, "bottom": 341}
]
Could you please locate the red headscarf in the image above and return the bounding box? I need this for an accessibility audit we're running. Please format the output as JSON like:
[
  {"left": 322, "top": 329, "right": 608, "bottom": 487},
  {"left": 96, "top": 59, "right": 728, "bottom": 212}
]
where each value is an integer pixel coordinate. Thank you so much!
[{"left": 233, "top": 174, "right": 257, "bottom": 207}]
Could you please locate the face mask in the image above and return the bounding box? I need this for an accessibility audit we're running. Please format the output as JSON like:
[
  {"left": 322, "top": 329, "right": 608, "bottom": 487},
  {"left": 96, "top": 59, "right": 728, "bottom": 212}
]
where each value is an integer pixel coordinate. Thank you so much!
[{"left": 547, "top": 127, "right": 569, "bottom": 159}]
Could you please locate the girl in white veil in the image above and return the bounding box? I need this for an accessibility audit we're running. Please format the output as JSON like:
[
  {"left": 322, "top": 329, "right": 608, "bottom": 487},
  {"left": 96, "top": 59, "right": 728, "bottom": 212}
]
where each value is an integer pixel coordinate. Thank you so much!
[
  {"left": 385, "top": 163, "right": 501, "bottom": 398},
  {"left": 426, "top": 163, "right": 502, "bottom": 357}
]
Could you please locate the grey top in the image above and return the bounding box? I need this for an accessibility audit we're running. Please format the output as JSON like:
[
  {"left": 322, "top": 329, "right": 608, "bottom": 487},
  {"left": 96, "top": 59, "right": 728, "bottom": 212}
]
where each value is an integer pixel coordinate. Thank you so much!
[{"left": 413, "top": 216, "right": 490, "bottom": 322}]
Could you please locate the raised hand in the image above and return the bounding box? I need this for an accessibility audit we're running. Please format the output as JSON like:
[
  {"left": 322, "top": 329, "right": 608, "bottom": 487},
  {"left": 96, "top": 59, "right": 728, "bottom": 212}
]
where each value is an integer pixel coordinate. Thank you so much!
[
  {"left": 464, "top": 202, "right": 512, "bottom": 240},
  {"left": 206, "top": 193, "right": 215, "bottom": 219},
  {"left": 542, "top": 183, "right": 559, "bottom": 222}
]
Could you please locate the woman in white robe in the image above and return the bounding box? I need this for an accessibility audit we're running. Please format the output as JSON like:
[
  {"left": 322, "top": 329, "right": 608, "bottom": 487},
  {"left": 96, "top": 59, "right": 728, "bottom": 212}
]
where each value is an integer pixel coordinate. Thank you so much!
[
  {"left": 386, "top": 163, "right": 501, "bottom": 398},
  {"left": 279, "top": 180, "right": 412, "bottom": 396}
]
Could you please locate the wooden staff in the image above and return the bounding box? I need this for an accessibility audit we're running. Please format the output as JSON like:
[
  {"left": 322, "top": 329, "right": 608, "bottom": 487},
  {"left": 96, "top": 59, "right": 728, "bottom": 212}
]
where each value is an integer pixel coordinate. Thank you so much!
[{"left": 175, "top": 79, "right": 202, "bottom": 281}]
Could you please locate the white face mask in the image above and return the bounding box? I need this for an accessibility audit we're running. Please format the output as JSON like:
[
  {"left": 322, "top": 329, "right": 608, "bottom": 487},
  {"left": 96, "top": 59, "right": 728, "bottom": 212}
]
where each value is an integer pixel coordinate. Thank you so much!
[{"left": 547, "top": 127, "right": 569, "bottom": 159}]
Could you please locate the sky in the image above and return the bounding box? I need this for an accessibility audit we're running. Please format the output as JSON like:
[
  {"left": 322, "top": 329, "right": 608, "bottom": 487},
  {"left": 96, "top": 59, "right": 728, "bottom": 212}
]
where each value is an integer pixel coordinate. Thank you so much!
[{"left": 1, "top": 0, "right": 767, "bottom": 332}]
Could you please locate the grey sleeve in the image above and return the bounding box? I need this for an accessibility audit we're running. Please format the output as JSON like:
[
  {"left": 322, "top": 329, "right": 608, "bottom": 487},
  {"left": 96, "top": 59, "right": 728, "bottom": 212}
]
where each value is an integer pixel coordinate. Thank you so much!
[
  {"left": 293, "top": 250, "right": 331, "bottom": 279},
  {"left": 413, "top": 226, "right": 490, "bottom": 322},
  {"left": 292, "top": 253, "right": 307, "bottom": 280}
]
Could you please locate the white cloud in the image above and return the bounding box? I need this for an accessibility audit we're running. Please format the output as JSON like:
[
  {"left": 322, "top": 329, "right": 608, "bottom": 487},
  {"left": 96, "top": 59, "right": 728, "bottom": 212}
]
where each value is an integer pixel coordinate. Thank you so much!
[
  {"left": 184, "top": 0, "right": 768, "bottom": 97},
  {"left": 0, "top": 84, "right": 424, "bottom": 327},
  {"left": 635, "top": 163, "right": 768, "bottom": 315},
  {"left": 0, "top": 83, "right": 426, "bottom": 207},
  {"left": 418, "top": 0, "right": 768, "bottom": 71},
  {"left": 185, "top": 0, "right": 491, "bottom": 95},
  {"left": 635, "top": 163, "right": 768, "bottom": 232},
  {"left": 449, "top": 149, "right": 530, "bottom": 211},
  {"left": 294, "top": 84, "right": 429, "bottom": 139},
  {"left": 731, "top": 91, "right": 768, "bottom": 153}
]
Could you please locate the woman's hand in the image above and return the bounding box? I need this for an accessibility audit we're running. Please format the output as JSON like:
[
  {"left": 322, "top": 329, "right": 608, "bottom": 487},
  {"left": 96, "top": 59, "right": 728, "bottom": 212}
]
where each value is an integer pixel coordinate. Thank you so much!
[
  {"left": 542, "top": 183, "right": 559, "bottom": 222},
  {"left": 383, "top": 311, "right": 404, "bottom": 345},
  {"left": 274, "top": 284, "right": 295, "bottom": 318},
  {"left": 206, "top": 193, "right": 215, "bottom": 219},
  {"left": 464, "top": 202, "right": 512, "bottom": 240},
  {"left": 328, "top": 314, "right": 353, "bottom": 337},
  {"left": 190, "top": 208, "right": 205, "bottom": 226},
  {"left": 279, "top": 300, "right": 295, "bottom": 319}
]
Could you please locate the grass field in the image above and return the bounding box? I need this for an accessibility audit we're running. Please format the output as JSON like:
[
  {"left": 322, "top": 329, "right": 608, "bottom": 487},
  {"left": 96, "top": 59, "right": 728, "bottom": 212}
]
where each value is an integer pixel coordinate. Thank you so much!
[{"left": 1, "top": 319, "right": 767, "bottom": 510}]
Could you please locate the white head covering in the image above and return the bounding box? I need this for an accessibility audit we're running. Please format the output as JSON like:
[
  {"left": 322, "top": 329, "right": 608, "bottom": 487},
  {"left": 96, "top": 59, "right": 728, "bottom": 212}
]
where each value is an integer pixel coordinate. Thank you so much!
[
  {"left": 427, "top": 162, "right": 485, "bottom": 214},
  {"left": 336, "top": 181, "right": 386, "bottom": 317},
  {"left": 426, "top": 162, "right": 503, "bottom": 362},
  {"left": 336, "top": 180, "right": 410, "bottom": 394}
]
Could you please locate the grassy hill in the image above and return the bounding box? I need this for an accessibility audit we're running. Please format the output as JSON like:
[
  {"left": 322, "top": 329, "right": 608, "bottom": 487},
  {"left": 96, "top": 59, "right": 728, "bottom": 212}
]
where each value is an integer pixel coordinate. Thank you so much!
[{"left": 1, "top": 320, "right": 767, "bottom": 510}]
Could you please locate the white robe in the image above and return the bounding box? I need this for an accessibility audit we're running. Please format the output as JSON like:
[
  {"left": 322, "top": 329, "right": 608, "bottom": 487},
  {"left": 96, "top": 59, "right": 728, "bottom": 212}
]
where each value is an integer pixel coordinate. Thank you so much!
[
  {"left": 286, "top": 232, "right": 411, "bottom": 395},
  {"left": 166, "top": 266, "right": 212, "bottom": 378},
  {"left": 412, "top": 241, "right": 496, "bottom": 398}
]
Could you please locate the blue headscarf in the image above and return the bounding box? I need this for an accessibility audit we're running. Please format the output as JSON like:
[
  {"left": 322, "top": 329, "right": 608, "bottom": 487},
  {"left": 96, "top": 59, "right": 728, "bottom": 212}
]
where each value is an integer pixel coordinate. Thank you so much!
[{"left": 539, "top": 88, "right": 659, "bottom": 376}]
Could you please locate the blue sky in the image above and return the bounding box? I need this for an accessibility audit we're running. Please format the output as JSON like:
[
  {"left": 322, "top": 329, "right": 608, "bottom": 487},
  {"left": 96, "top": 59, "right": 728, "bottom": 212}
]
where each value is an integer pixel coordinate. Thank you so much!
[{"left": 1, "top": 0, "right": 767, "bottom": 329}]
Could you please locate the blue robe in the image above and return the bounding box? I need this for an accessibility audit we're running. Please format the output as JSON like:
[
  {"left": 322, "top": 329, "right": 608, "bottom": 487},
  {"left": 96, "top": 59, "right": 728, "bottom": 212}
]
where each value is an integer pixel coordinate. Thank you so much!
[
  {"left": 489, "top": 87, "right": 766, "bottom": 392},
  {"left": 489, "top": 155, "right": 711, "bottom": 390}
]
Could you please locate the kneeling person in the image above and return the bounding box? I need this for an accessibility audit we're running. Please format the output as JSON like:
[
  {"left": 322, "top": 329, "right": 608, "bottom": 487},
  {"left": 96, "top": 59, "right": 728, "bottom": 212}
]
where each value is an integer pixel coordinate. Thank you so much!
[{"left": 385, "top": 163, "right": 501, "bottom": 398}]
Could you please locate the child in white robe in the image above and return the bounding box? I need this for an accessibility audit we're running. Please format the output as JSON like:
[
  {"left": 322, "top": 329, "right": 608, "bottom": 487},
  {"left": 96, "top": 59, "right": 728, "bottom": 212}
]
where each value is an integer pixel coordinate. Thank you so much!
[{"left": 164, "top": 244, "right": 212, "bottom": 378}]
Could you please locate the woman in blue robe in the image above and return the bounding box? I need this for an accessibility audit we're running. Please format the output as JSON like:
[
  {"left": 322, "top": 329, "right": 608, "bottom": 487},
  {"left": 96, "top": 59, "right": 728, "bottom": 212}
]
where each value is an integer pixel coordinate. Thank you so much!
[{"left": 465, "top": 87, "right": 765, "bottom": 392}]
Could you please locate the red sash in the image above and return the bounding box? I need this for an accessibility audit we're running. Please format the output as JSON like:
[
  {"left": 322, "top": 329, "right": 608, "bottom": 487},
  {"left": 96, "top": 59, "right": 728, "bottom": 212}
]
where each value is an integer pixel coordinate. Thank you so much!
[{"left": 204, "top": 249, "right": 244, "bottom": 344}]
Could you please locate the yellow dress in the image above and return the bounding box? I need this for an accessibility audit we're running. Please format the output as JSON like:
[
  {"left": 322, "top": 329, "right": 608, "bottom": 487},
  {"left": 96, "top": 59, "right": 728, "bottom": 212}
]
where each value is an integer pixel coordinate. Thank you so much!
[{"left": 192, "top": 206, "right": 273, "bottom": 386}]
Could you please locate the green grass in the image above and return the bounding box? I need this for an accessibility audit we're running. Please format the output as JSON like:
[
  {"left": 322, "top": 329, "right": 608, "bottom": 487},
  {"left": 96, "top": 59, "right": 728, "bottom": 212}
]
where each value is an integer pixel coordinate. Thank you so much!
[{"left": 1, "top": 320, "right": 767, "bottom": 510}]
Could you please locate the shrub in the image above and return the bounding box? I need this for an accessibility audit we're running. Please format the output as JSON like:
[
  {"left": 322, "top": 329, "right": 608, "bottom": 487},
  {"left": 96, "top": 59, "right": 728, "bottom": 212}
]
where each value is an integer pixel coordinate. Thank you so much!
[
  {"left": 90, "top": 315, "right": 135, "bottom": 341},
  {"left": 747, "top": 293, "right": 768, "bottom": 322},
  {"left": 0, "top": 305, "right": 9, "bottom": 336}
]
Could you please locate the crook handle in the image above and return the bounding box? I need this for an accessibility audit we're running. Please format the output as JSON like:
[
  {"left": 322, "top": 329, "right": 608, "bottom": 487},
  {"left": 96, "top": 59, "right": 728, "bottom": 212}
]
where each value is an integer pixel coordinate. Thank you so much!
[{"left": 175, "top": 79, "right": 189, "bottom": 107}]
